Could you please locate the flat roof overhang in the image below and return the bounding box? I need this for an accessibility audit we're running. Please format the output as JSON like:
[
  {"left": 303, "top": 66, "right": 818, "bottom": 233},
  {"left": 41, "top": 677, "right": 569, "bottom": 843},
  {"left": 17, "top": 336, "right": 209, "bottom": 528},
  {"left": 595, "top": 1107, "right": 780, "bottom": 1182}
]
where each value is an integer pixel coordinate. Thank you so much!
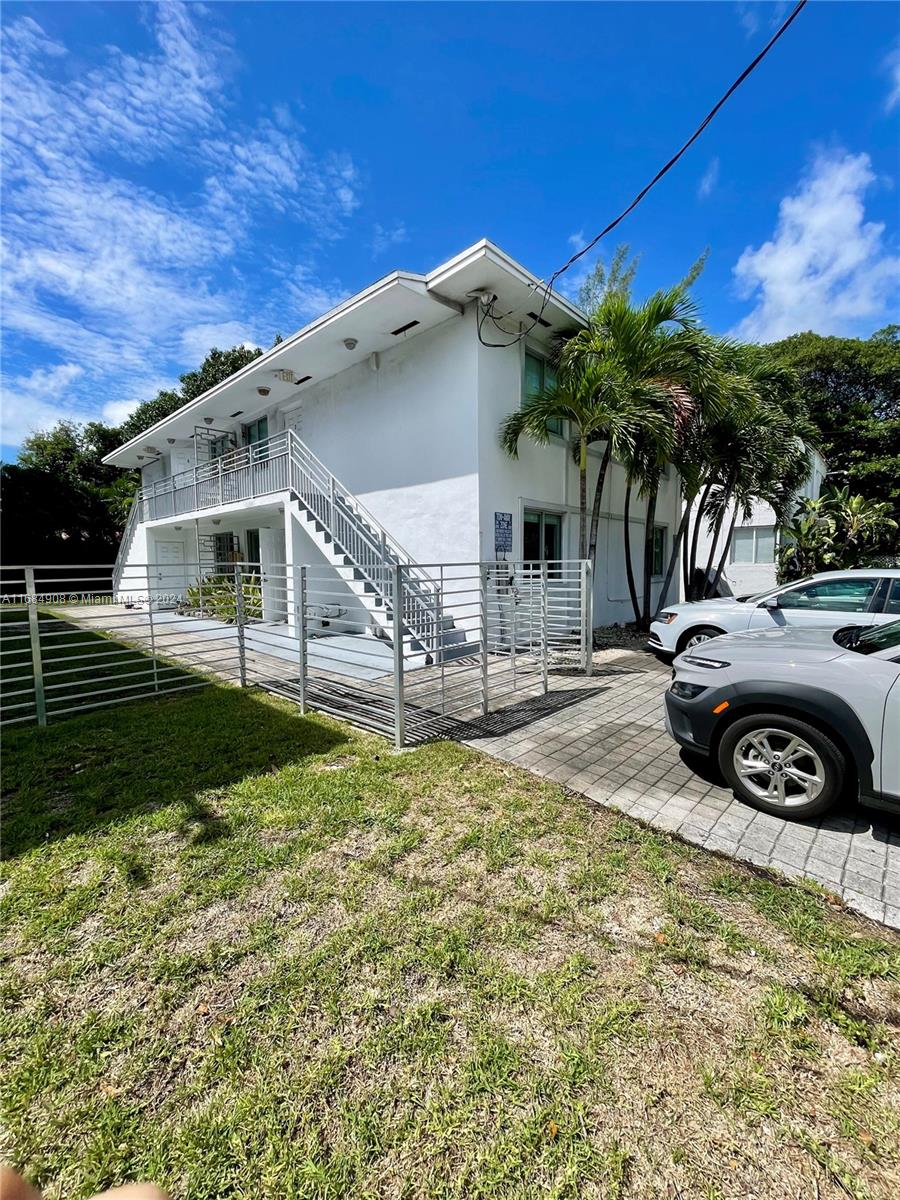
[{"left": 103, "top": 239, "right": 585, "bottom": 470}]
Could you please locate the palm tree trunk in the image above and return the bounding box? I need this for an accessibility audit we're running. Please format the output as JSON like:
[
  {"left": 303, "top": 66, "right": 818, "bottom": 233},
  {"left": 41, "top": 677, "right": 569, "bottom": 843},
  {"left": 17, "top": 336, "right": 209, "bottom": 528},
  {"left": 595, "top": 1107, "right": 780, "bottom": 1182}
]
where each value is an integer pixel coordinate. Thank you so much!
[
  {"left": 587, "top": 442, "right": 612, "bottom": 564},
  {"left": 687, "top": 481, "right": 713, "bottom": 599},
  {"left": 709, "top": 507, "right": 739, "bottom": 596},
  {"left": 622, "top": 483, "right": 641, "bottom": 625},
  {"left": 640, "top": 474, "right": 660, "bottom": 630},
  {"left": 578, "top": 437, "right": 588, "bottom": 559},
  {"left": 658, "top": 502, "right": 691, "bottom": 609},
  {"left": 701, "top": 483, "right": 733, "bottom": 597}
]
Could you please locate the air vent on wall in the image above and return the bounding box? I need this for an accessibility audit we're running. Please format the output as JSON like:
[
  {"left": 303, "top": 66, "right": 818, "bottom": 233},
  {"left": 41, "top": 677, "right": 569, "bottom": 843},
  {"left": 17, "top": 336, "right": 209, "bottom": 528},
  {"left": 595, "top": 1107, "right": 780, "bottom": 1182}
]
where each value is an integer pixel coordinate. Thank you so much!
[
  {"left": 390, "top": 319, "right": 420, "bottom": 336},
  {"left": 295, "top": 375, "right": 312, "bottom": 385},
  {"left": 229, "top": 410, "right": 243, "bottom": 418},
  {"left": 526, "top": 311, "right": 552, "bottom": 329}
]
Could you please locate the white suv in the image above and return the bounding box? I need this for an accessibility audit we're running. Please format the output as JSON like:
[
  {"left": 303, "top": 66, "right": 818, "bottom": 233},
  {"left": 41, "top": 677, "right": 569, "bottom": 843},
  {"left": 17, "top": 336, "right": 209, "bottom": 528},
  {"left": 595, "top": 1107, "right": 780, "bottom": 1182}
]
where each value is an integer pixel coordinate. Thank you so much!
[
  {"left": 649, "top": 569, "right": 900, "bottom": 657},
  {"left": 664, "top": 619, "right": 900, "bottom": 820}
]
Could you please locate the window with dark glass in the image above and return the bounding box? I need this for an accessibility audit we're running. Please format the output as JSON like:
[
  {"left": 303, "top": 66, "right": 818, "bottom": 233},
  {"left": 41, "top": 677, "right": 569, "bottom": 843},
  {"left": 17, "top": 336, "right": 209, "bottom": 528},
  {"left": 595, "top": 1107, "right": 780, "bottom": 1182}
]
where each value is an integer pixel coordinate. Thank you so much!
[
  {"left": 523, "top": 351, "right": 562, "bottom": 436},
  {"left": 524, "top": 509, "right": 562, "bottom": 564}
]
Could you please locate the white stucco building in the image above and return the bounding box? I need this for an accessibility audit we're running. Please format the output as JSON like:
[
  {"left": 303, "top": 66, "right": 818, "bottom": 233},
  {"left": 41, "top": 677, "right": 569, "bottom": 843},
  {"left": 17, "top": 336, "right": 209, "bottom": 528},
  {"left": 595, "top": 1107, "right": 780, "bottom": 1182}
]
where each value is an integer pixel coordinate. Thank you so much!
[
  {"left": 105, "top": 240, "right": 682, "bottom": 630},
  {"left": 692, "top": 449, "right": 827, "bottom": 596}
]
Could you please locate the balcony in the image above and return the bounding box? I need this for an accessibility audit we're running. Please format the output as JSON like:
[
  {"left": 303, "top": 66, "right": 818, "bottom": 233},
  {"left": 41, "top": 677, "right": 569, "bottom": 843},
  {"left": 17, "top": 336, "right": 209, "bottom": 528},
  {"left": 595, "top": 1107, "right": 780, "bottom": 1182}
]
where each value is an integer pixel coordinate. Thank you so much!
[{"left": 138, "top": 433, "right": 293, "bottom": 522}]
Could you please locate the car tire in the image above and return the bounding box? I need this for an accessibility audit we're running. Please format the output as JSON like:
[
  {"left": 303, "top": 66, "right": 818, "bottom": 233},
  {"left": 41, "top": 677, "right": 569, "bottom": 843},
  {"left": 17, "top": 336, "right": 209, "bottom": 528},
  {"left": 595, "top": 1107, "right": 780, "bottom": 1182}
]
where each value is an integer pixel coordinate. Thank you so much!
[
  {"left": 718, "top": 713, "right": 845, "bottom": 820},
  {"left": 677, "top": 625, "right": 725, "bottom": 653}
]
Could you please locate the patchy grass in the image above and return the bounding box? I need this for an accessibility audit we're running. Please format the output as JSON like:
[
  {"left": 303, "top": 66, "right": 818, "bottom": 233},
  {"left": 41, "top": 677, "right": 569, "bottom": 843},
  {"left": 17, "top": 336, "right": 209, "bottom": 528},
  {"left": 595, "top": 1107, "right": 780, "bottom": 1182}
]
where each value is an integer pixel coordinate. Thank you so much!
[{"left": 1, "top": 684, "right": 899, "bottom": 1199}]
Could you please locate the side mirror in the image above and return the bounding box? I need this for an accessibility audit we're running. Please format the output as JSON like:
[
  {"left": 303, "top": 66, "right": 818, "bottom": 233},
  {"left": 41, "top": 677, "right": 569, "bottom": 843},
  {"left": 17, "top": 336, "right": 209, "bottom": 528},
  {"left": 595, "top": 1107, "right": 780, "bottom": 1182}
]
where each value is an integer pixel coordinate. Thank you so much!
[{"left": 761, "top": 595, "right": 780, "bottom": 609}]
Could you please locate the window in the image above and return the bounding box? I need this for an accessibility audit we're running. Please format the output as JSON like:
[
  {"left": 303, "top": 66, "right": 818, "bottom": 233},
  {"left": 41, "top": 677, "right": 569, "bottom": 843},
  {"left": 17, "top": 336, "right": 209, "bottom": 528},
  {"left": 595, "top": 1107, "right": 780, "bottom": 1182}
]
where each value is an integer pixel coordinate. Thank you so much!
[
  {"left": 732, "top": 526, "right": 776, "bottom": 564},
  {"left": 213, "top": 533, "right": 238, "bottom": 572},
  {"left": 523, "top": 351, "right": 562, "bottom": 436},
  {"left": 873, "top": 578, "right": 900, "bottom": 617},
  {"left": 776, "top": 577, "right": 880, "bottom": 613},
  {"left": 523, "top": 509, "right": 562, "bottom": 563},
  {"left": 208, "top": 434, "right": 233, "bottom": 460},
  {"left": 245, "top": 529, "right": 261, "bottom": 570},
  {"left": 243, "top": 416, "right": 268, "bottom": 445},
  {"left": 652, "top": 526, "right": 667, "bottom": 577}
]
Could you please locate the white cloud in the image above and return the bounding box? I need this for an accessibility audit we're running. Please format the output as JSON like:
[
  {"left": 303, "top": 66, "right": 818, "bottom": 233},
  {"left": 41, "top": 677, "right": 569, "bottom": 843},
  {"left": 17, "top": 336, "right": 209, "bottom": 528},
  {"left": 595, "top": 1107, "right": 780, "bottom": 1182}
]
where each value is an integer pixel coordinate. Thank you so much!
[
  {"left": 697, "top": 157, "right": 720, "bottom": 200},
  {"left": 732, "top": 150, "right": 900, "bottom": 342},
  {"left": 735, "top": 2, "right": 788, "bottom": 39},
  {"left": 567, "top": 230, "right": 586, "bottom": 251},
  {"left": 735, "top": 3, "right": 759, "bottom": 38},
  {"left": 102, "top": 398, "right": 143, "bottom": 426},
  {"left": 371, "top": 221, "right": 409, "bottom": 258},
  {"left": 0, "top": 4, "right": 359, "bottom": 452},
  {"left": 884, "top": 42, "right": 900, "bottom": 112},
  {"left": 1, "top": 363, "right": 91, "bottom": 446},
  {"left": 180, "top": 322, "right": 260, "bottom": 363}
]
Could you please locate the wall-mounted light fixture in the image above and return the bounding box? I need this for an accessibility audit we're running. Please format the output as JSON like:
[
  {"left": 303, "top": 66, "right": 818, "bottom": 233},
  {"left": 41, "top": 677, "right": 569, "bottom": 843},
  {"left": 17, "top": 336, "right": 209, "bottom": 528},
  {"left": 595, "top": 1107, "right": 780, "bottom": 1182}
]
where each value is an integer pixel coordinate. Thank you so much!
[
  {"left": 166, "top": 438, "right": 176, "bottom": 444},
  {"left": 343, "top": 337, "right": 358, "bottom": 351},
  {"left": 256, "top": 386, "right": 271, "bottom": 397},
  {"left": 203, "top": 417, "right": 214, "bottom": 425}
]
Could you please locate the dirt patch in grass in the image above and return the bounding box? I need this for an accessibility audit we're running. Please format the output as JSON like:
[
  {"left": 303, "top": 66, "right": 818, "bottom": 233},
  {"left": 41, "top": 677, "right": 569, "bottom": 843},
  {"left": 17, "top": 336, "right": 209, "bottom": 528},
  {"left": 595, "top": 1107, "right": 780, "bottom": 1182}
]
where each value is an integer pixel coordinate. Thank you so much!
[{"left": 1, "top": 688, "right": 898, "bottom": 1199}]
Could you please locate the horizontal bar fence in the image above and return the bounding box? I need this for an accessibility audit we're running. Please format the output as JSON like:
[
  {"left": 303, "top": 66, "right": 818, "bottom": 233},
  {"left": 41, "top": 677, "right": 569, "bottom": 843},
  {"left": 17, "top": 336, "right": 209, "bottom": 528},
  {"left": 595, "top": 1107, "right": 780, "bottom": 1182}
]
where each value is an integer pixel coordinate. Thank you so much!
[{"left": 1, "top": 559, "right": 593, "bottom": 745}]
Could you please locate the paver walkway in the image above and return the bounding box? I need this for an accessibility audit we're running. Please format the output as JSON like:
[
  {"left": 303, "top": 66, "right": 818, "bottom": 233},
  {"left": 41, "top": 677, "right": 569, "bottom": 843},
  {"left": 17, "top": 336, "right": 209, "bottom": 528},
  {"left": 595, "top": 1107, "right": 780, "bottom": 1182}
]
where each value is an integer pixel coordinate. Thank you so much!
[{"left": 463, "top": 647, "right": 900, "bottom": 929}]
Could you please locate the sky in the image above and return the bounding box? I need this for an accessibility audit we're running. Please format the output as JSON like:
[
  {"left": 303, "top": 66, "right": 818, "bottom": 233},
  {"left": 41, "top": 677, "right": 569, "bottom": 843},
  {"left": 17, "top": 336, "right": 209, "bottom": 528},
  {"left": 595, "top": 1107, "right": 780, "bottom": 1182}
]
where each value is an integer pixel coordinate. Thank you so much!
[{"left": 1, "top": 0, "right": 898, "bottom": 460}]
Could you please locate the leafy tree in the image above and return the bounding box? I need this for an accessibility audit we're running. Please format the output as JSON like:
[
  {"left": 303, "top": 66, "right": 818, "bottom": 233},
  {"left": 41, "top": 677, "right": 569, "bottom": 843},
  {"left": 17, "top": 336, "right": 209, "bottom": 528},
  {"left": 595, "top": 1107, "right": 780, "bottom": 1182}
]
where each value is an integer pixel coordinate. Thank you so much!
[
  {"left": 576, "top": 244, "right": 642, "bottom": 311},
  {"left": 1, "top": 344, "right": 265, "bottom": 566},
  {"left": 777, "top": 486, "right": 897, "bottom": 581},
  {"left": 118, "top": 346, "right": 263, "bottom": 443},
  {"left": 765, "top": 328, "right": 900, "bottom": 554}
]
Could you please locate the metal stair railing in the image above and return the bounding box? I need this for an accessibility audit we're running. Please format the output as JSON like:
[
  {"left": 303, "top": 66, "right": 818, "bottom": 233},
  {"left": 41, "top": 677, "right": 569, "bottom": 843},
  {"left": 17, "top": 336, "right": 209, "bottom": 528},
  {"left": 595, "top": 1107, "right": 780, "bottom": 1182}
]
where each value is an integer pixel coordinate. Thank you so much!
[
  {"left": 111, "top": 490, "right": 145, "bottom": 594},
  {"left": 127, "top": 428, "right": 441, "bottom": 650},
  {"left": 285, "top": 431, "right": 441, "bottom": 652}
]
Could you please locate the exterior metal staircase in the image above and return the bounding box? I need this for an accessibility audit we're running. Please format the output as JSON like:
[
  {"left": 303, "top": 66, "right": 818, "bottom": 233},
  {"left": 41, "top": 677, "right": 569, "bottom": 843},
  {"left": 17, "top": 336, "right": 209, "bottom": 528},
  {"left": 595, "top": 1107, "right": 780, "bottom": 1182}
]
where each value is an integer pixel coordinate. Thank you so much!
[{"left": 115, "top": 429, "right": 458, "bottom": 657}]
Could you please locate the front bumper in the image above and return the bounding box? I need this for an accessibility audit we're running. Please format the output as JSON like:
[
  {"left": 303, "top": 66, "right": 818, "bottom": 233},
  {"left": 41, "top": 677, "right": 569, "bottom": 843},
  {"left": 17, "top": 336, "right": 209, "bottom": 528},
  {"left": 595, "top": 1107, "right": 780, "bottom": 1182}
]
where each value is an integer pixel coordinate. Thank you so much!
[
  {"left": 663, "top": 682, "right": 735, "bottom": 756},
  {"left": 648, "top": 620, "right": 677, "bottom": 654}
]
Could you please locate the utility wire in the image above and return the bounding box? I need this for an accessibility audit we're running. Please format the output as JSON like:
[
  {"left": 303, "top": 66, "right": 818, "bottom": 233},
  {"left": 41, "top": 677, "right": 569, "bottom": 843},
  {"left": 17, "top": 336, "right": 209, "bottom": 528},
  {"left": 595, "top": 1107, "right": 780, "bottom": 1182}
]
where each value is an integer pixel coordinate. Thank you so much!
[{"left": 478, "top": 0, "right": 808, "bottom": 348}]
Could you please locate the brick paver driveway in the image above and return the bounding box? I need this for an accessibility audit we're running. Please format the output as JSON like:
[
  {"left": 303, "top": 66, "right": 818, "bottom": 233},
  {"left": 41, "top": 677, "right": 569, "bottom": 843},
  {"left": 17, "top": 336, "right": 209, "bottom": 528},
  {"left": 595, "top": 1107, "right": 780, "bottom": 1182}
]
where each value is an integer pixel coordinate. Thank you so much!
[{"left": 463, "top": 647, "right": 900, "bottom": 929}]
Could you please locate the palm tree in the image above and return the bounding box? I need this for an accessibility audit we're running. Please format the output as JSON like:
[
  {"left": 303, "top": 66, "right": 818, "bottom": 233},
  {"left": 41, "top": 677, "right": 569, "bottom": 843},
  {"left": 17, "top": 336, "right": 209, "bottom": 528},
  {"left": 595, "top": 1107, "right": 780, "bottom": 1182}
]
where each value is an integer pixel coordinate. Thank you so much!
[
  {"left": 500, "top": 357, "right": 648, "bottom": 560},
  {"left": 564, "top": 288, "right": 726, "bottom": 628}
]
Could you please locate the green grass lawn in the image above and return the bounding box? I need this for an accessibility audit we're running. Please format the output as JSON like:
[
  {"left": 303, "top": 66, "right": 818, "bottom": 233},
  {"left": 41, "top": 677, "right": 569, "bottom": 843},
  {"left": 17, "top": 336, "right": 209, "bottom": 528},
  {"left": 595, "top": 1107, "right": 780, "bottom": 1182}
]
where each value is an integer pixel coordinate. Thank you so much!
[
  {"left": 0, "top": 608, "right": 197, "bottom": 725},
  {"left": 1, "top": 684, "right": 899, "bottom": 1199}
]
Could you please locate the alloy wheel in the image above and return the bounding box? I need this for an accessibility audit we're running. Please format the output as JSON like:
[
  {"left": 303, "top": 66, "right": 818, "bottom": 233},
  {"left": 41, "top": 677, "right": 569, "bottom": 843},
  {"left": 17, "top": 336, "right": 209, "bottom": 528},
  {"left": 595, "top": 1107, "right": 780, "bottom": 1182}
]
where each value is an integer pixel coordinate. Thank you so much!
[{"left": 732, "top": 728, "right": 825, "bottom": 807}]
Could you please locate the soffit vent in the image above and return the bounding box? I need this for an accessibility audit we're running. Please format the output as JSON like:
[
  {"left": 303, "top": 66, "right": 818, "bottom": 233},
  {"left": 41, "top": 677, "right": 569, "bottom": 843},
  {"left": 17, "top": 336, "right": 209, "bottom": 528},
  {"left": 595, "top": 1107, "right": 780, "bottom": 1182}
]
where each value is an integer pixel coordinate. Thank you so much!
[
  {"left": 390, "top": 319, "right": 420, "bottom": 336},
  {"left": 295, "top": 375, "right": 313, "bottom": 385},
  {"left": 525, "top": 311, "right": 552, "bottom": 329}
]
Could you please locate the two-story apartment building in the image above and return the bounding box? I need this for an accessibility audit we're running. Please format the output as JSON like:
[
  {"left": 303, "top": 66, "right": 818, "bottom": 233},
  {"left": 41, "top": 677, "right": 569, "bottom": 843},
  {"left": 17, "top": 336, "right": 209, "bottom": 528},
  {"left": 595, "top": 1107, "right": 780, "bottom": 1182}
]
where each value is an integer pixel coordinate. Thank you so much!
[{"left": 104, "top": 240, "right": 682, "bottom": 631}]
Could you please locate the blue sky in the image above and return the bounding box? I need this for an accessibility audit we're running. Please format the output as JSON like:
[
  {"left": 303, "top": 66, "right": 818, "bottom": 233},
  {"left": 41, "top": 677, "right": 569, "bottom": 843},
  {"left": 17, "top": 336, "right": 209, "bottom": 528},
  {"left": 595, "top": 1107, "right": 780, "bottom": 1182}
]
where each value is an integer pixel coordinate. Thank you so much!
[{"left": 1, "top": 0, "right": 898, "bottom": 459}]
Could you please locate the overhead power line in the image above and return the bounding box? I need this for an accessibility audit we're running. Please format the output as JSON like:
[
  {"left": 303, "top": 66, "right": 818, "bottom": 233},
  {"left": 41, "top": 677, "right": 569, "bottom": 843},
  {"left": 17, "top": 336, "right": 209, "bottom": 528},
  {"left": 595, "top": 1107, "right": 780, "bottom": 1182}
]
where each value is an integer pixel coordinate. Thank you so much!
[{"left": 478, "top": 0, "right": 808, "bottom": 348}]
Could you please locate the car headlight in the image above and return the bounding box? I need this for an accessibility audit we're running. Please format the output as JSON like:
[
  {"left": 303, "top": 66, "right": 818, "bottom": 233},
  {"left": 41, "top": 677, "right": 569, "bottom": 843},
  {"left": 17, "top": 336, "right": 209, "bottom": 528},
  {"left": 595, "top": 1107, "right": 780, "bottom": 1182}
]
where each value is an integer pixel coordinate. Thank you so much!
[
  {"left": 682, "top": 655, "right": 731, "bottom": 669},
  {"left": 655, "top": 611, "right": 679, "bottom": 624},
  {"left": 670, "top": 680, "right": 708, "bottom": 700}
]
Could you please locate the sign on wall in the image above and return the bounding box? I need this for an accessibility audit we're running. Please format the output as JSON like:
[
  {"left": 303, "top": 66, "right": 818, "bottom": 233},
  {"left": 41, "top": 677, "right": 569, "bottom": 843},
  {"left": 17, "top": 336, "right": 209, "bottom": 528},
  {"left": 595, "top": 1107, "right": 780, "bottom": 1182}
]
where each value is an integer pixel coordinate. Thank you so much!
[{"left": 494, "top": 511, "right": 513, "bottom": 556}]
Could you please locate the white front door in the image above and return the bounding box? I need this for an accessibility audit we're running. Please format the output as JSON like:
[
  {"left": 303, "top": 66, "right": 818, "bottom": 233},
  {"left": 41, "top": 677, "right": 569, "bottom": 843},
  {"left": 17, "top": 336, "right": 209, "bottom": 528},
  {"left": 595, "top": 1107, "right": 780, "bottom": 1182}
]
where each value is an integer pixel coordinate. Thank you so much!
[
  {"left": 259, "top": 527, "right": 287, "bottom": 622},
  {"left": 154, "top": 541, "right": 186, "bottom": 609}
]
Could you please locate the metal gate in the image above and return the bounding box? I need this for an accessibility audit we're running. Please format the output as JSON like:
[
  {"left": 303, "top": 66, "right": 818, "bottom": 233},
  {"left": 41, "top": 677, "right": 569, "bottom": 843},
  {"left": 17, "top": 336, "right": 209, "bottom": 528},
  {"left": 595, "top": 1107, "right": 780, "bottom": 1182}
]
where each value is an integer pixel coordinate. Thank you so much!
[{"left": 1, "top": 560, "right": 593, "bottom": 747}]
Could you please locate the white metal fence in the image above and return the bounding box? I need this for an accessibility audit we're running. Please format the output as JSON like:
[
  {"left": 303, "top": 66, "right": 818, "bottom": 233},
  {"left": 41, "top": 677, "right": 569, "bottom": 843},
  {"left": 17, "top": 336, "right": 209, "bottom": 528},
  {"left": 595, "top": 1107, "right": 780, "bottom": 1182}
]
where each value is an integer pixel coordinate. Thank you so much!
[{"left": 1, "top": 560, "right": 592, "bottom": 746}]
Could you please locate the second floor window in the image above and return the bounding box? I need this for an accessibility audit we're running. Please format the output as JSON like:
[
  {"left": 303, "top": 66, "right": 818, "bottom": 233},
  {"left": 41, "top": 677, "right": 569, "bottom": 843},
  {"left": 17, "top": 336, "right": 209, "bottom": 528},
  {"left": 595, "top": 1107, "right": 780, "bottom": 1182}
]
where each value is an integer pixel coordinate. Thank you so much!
[
  {"left": 243, "top": 416, "right": 269, "bottom": 446},
  {"left": 523, "top": 351, "right": 563, "bottom": 437}
]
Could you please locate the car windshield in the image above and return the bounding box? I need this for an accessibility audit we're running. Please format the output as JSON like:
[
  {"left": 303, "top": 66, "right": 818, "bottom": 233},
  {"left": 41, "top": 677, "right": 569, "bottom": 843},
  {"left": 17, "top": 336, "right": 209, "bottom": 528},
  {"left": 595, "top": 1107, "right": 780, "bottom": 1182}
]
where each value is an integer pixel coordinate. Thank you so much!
[
  {"left": 742, "top": 577, "right": 814, "bottom": 605},
  {"left": 833, "top": 620, "right": 900, "bottom": 656}
]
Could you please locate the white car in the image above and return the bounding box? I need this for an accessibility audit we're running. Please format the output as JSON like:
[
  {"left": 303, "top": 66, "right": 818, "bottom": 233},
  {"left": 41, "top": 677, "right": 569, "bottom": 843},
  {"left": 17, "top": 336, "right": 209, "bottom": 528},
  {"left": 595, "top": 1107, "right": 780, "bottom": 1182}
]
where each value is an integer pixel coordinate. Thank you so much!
[
  {"left": 664, "top": 619, "right": 900, "bottom": 819},
  {"left": 649, "top": 569, "right": 900, "bottom": 657}
]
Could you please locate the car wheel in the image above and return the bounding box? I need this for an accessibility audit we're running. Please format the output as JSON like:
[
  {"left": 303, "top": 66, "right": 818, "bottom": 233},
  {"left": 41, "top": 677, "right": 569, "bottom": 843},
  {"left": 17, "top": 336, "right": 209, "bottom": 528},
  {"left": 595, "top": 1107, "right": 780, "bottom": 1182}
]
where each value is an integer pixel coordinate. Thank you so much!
[
  {"left": 678, "top": 625, "right": 725, "bottom": 653},
  {"left": 718, "top": 713, "right": 845, "bottom": 820}
]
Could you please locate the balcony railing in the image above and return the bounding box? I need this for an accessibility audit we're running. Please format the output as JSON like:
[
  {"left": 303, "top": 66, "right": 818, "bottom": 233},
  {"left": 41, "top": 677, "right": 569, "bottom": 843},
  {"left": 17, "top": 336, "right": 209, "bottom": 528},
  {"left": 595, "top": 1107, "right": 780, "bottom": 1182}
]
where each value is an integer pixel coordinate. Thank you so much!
[{"left": 121, "top": 429, "right": 442, "bottom": 651}]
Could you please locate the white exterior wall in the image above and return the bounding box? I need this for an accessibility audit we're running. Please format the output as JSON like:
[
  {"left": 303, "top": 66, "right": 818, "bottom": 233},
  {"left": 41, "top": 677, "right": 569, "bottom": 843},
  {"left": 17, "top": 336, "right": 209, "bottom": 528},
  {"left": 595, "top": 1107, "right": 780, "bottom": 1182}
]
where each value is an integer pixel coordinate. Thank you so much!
[
  {"left": 474, "top": 330, "right": 682, "bottom": 626},
  {"left": 278, "top": 314, "right": 480, "bottom": 568},
  {"left": 693, "top": 451, "right": 827, "bottom": 596}
]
